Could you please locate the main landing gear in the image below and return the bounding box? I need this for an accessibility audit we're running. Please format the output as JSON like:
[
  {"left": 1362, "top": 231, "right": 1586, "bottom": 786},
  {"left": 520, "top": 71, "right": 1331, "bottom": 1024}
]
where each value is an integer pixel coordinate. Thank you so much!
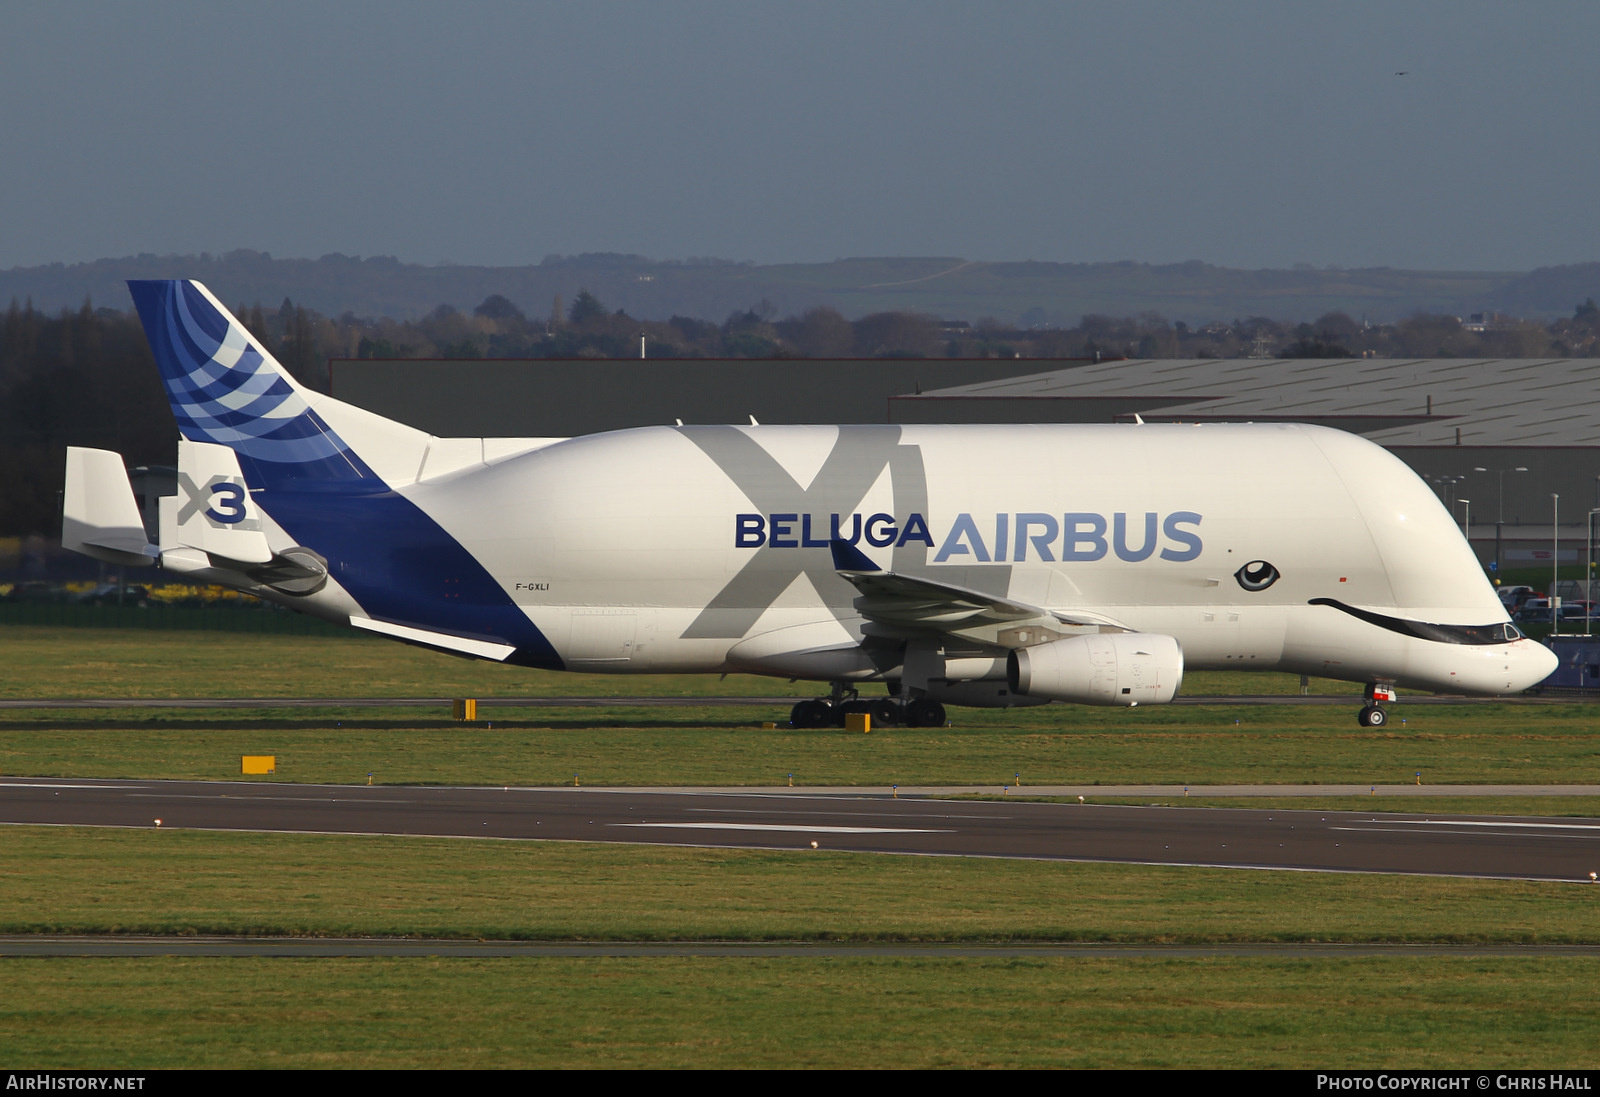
[
  {"left": 1356, "top": 683, "right": 1397, "bottom": 728},
  {"left": 788, "top": 684, "right": 947, "bottom": 729}
]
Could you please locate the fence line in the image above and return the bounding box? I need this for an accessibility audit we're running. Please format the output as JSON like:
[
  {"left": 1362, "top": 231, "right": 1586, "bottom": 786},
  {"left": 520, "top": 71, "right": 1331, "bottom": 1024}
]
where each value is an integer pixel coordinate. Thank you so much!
[{"left": 0, "top": 603, "right": 349, "bottom": 635}]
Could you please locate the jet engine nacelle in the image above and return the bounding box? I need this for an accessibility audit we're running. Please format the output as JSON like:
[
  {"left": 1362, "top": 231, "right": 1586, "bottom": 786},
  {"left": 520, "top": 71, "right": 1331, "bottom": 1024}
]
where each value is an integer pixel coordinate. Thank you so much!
[{"left": 1007, "top": 632, "right": 1183, "bottom": 706}]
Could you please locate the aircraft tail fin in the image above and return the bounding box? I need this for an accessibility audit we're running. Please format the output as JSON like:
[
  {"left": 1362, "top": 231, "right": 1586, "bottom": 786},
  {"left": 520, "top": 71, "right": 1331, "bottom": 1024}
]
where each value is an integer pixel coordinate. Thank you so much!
[{"left": 126, "top": 280, "right": 424, "bottom": 490}]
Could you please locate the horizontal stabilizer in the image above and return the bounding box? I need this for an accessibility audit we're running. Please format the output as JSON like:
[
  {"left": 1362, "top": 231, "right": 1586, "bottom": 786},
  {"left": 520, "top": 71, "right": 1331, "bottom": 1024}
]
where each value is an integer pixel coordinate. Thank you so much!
[
  {"left": 162, "top": 439, "right": 273, "bottom": 564},
  {"left": 62, "top": 448, "right": 158, "bottom": 567},
  {"left": 350, "top": 617, "right": 517, "bottom": 661}
]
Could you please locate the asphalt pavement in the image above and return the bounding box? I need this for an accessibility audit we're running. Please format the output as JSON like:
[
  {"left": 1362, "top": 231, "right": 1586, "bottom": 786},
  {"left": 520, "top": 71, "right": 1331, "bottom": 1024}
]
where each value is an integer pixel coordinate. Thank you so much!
[{"left": 4, "top": 777, "right": 1598, "bottom": 883}]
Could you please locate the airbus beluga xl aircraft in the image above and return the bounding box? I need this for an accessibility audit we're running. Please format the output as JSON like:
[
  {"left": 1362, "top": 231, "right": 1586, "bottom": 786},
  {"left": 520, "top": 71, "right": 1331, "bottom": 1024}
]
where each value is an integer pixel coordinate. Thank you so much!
[{"left": 62, "top": 281, "right": 1556, "bottom": 728}]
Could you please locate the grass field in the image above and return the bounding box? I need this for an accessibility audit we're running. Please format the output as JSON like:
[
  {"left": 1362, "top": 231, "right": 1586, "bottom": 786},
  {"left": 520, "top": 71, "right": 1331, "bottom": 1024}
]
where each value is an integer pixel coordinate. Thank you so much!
[
  {"left": 0, "top": 626, "right": 814, "bottom": 699},
  {"left": 3, "top": 826, "right": 1598, "bottom": 942},
  {"left": 0, "top": 624, "right": 1363, "bottom": 699},
  {"left": 4, "top": 826, "right": 1600, "bottom": 1067},
  {"left": 5, "top": 706, "right": 1600, "bottom": 790},
  {"left": 4, "top": 625, "right": 1599, "bottom": 1066},
  {"left": 4, "top": 627, "right": 1600, "bottom": 791},
  {"left": 5, "top": 955, "right": 1597, "bottom": 1068}
]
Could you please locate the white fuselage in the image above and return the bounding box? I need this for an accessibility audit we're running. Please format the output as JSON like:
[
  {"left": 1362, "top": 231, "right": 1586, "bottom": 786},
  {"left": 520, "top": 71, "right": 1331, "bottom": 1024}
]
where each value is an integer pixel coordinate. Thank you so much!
[{"left": 332, "top": 420, "right": 1554, "bottom": 696}]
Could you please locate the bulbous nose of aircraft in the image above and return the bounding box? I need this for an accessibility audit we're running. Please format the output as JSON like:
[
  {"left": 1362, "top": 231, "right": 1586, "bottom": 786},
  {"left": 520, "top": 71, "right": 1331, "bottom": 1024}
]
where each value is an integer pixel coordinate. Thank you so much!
[{"left": 1512, "top": 640, "right": 1560, "bottom": 692}]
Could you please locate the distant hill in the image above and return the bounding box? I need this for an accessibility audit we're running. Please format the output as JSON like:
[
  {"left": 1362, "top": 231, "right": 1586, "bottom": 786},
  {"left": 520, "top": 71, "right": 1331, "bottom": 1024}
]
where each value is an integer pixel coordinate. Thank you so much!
[
  {"left": 2, "top": 250, "right": 1594, "bottom": 324},
  {"left": 1485, "top": 263, "right": 1600, "bottom": 317}
]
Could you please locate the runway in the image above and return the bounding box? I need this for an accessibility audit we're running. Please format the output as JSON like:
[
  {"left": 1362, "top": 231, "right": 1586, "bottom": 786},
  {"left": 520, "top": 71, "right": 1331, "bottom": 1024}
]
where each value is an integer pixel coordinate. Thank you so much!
[{"left": 3, "top": 777, "right": 1598, "bottom": 882}]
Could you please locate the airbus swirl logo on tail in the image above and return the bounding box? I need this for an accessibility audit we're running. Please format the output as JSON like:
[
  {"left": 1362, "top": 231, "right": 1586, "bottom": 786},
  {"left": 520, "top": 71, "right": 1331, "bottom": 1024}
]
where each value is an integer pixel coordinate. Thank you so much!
[{"left": 126, "top": 280, "right": 370, "bottom": 481}]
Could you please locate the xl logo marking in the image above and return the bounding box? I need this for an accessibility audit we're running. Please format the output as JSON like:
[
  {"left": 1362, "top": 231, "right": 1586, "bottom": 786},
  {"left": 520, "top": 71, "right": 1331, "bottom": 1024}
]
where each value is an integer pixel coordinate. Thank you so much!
[
  {"left": 675, "top": 425, "right": 1009, "bottom": 639},
  {"left": 176, "top": 473, "right": 261, "bottom": 530}
]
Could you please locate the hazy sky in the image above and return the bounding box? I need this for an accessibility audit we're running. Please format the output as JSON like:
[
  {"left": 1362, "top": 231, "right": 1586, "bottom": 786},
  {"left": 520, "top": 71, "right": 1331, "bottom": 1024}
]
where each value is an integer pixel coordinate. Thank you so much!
[{"left": 2, "top": 1, "right": 1596, "bottom": 271}]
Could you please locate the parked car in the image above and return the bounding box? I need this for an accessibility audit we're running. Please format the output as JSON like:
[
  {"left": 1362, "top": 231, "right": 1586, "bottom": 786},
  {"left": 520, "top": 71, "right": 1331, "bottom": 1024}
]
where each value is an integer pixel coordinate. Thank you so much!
[
  {"left": 3, "top": 580, "right": 66, "bottom": 603},
  {"left": 1498, "top": 585, "right": 1537, "bottom": 610},
  {"left": 72, "top": 583, "right": 150, "bottom": 607},
  {"left": 1515, "top": 599, "right": 1555, "bottom": 623}
]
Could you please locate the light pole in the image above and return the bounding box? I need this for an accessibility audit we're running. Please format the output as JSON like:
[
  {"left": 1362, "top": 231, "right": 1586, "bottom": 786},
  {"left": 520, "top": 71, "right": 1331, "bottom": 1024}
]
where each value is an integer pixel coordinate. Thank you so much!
[
  {"left": 1474, "top": 466, "right": 1528, "bottom": 578},
  {"left": 1588, "top": 508, "right": 1600, "bottom": 635},
  {"left": 1430, "top": 474, "right": 1461, "bottom": 505},
  {"left": 1552, "top": 493, "right": 1560, "bottom": 634}
]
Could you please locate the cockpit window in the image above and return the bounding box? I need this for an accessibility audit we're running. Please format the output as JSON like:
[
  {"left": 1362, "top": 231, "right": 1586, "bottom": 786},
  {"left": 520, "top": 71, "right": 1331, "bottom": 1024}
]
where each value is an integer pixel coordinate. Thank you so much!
[
  {"left": 1413, "top": 620, "right": 1524, "bottom": 645},
  {"left": 1309, "top": 598, "right": 1523, "bottom": 647}
]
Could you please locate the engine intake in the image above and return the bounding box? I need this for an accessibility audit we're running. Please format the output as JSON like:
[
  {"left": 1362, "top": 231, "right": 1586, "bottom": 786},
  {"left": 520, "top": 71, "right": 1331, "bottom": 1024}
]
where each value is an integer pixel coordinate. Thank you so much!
[{"left": 1007, "top": 632, "right": 1183, "bottom": 706}]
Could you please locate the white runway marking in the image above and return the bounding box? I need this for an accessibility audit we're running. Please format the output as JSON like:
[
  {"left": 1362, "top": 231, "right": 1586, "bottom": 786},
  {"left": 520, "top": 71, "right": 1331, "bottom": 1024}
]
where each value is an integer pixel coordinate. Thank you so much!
[
  {"left": 0, "top": 782, "right": 144, "bottom": 790},
  {"left": 683, "top": 807, "right": 1010, "bottom": 820},
  {"left": 1369, "top": 819, "right": 1600, "bottom": 831},
  {"left": 613, "top": 822, "right": 950, "bottom": 834},
  {"left": 1332, "top": 825, "right": 1600, "bottom": 841},
  {"left": 126, "top": 793, "right": 414, "bottom": 804}
]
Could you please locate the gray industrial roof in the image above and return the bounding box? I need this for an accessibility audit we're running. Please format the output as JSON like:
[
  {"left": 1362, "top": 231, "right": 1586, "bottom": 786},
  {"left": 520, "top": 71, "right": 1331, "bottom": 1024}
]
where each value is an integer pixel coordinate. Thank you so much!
[{"left": 897, "top": 358, "right": 1600, "bottom": 447}]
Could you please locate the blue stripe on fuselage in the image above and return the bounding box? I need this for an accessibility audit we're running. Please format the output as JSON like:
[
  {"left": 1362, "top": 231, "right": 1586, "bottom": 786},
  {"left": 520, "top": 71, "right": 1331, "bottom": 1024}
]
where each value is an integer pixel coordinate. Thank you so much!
[
  {"left": 127, "top": 280, "right": 560, "bottom": 668},
  {"left": 261, "top": 484, "right": 563, "bottom": 669}
]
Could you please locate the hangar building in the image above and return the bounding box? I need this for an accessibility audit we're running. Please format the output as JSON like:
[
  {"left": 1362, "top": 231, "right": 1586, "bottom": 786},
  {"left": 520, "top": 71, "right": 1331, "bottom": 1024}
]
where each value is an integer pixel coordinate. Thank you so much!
[{"left": 331, "top": 355, "right": 1600, "bottom": 575}]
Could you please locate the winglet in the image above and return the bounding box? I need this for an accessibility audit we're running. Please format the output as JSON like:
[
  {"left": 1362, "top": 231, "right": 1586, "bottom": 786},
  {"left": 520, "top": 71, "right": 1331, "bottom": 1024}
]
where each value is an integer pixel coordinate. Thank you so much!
[{"left": 830, "top": 538, "right": 882, "bottom": 573}]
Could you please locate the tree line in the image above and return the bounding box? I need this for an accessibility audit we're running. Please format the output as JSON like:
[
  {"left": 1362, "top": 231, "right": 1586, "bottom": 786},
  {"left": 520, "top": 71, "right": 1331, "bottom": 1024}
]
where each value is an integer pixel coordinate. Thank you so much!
[
  {"left": 3, "top": 289, "right": 1598, "bottom": 537},
  {"left": 344, "top": 289, "right": 1600, "bottom": 363}
]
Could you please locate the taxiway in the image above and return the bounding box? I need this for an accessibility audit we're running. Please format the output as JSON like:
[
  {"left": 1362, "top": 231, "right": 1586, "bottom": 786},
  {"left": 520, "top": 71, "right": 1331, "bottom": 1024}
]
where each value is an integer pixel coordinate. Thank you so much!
[{"left": 2, "top": 777, "right": 1597, "bottom": 883}]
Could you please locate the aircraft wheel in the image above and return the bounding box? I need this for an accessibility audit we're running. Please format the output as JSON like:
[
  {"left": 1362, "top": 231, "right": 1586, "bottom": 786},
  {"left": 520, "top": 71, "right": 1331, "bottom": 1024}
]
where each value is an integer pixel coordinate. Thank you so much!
[
  {"left": 1357, "top": 705, "right": 1388, "bottom": 728},
  {"left": 791, "top": 700, "right": 833, "bottom": 729},
  {"left": 905, "top": 698, "right": 946, "bottom": 728},
  {"left": 868, "top": 698, "right": 901, "bottom": 727}
]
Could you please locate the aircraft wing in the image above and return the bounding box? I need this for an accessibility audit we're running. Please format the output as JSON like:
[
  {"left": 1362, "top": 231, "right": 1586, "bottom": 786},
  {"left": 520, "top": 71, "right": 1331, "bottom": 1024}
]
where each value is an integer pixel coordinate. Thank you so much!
[{"left": 829, "top": 539, "right": 1125, "bottom": 646}]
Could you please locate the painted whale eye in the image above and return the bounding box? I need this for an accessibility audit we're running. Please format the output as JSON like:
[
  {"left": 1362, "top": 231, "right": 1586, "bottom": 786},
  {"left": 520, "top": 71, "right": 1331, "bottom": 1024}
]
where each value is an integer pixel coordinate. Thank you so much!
[{"left": 1235, "top": 560, "right": 1280, "bottom": 592}]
